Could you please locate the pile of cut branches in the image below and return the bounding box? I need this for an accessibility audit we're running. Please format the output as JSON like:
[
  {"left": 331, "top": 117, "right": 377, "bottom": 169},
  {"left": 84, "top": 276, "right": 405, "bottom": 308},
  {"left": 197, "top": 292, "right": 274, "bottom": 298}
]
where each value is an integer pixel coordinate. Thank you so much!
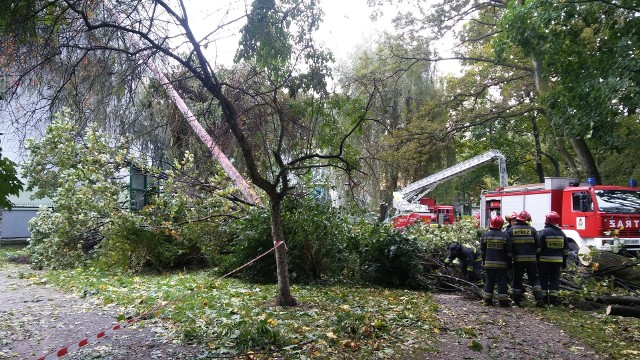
[{"left": 561, "top": 249, "right": 640, "bottom": 318}]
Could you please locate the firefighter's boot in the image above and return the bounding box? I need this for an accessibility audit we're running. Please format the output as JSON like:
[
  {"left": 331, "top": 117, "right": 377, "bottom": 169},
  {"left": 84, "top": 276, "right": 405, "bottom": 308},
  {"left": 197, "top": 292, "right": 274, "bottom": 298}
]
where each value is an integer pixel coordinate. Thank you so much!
[{"left": 512, "top": 292, "right": 524, "bottom": 307}]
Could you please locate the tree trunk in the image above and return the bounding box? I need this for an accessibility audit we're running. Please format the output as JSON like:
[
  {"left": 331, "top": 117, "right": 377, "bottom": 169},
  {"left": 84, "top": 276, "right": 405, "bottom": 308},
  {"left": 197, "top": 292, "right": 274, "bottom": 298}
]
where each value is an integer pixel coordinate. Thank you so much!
[
  {"left": 587, "top": 249, "right": 640, "bottom": 283},
  {"left": 606, "top": 305, "right": 640, "bottom": 318},
  {"left": 530, "top": 116, "right": 545, "bottom": 182},
  {"left": 542, "top": 152, "right": 561, "bottom": 177},
  {"left": 597, "top": 296, "right": 640, "bottom": 307},
  {"left": 531, "top": 56, "right": 587, "bottom": 181},
  {"left": 554, "top": 137, "right": 581, "bottom": 178},
  {"left": 269, "top": 199, "right": 297, "bottom": 306},
  {"left": 148, "top": 64, "right": 261, "bottom": 205},
  {"left": 569, "top": 137, "right": 601, "bottom": 185}
]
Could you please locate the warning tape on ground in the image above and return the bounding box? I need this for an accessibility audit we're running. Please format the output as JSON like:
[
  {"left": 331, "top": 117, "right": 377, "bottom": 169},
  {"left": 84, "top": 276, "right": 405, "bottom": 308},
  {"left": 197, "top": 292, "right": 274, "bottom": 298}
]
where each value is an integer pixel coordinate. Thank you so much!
[{"left": 36, "top": 241, "right": 284, "bottom": 360}]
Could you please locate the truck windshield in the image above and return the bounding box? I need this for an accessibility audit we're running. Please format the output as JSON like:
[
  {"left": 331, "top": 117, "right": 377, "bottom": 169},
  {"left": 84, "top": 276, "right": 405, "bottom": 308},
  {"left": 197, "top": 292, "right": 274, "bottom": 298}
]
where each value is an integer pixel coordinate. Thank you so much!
[{"left": 595, "top": 190, "right": 640, "bottom": 214}]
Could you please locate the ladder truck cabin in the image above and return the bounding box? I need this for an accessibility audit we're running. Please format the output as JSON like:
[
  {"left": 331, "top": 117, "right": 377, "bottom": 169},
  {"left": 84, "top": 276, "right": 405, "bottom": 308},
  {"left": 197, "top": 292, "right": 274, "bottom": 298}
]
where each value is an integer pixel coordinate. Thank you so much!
[
  {"left": 391, "top": 150, "right": 508, "bottom": 229},
  {"left": 480, "top": 178, "right": 640, "bottom": 254}
]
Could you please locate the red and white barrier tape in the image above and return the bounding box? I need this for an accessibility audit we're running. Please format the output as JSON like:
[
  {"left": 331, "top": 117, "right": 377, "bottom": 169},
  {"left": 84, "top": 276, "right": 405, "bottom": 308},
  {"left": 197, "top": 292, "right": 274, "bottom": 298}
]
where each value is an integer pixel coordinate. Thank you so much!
[
  {"left": 37, "top": 241, "right": 284, "bottom": 359},
  {"left": 38, "top": 319, "right": 135, "bottom": 360}
]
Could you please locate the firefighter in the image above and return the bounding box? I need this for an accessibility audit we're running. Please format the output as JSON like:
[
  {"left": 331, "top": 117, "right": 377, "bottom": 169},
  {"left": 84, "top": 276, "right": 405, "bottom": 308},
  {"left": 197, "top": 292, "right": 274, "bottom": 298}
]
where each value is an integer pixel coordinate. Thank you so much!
[
  {"left": 537, "top": 211, "right": 569, "bottom": 305},
  {"left": 444, "top": 242, "right": 483, "bottom": 282},
  {"left": 504, "top": 211, "right": 518, "bottom": 231},
  {"left": 503, "top": 211, "right": 518, "bottom": 286},
  {"left": 480, "top": 216, "right": 512, "bottom": 306},
  {"left": 506, "top": 210, "right": 544, "bottom": 307}
]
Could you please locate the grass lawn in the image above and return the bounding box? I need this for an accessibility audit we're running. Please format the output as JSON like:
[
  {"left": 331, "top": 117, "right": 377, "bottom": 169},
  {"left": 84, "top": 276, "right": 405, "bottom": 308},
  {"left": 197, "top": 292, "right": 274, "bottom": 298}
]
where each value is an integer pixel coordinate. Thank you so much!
[
  {"left": 3, "top": 245, "right": 639, "bottom": 359},
  {"left": 534, "top": 305, "right": 640, "bottom": 360},
  {"left": 8, "top": 253, "right": 441, "bottom": 359}
]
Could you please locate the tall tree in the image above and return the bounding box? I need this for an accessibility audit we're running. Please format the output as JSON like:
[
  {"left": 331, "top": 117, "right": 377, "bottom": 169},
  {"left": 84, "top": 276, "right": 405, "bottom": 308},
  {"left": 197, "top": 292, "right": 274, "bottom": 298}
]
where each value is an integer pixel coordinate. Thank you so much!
[
  {"left": 368, "top": 0, "right": 640, "bottom": 184},
  {"left": 339, "top": 33, "right": 451, "bottom": 209},
  {"left": 0, "top": 0, "right": 364, "bottom": 306},
  {"left": 496, "top": 0, "right": 640, "bottom": 184}
]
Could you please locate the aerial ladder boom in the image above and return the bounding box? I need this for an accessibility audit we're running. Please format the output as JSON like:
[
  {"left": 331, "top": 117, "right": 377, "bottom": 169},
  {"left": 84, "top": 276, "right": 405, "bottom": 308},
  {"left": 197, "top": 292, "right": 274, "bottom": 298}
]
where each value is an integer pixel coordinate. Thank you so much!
[{"left": 393, "top": 150, "right": 507, "bottom": 211}]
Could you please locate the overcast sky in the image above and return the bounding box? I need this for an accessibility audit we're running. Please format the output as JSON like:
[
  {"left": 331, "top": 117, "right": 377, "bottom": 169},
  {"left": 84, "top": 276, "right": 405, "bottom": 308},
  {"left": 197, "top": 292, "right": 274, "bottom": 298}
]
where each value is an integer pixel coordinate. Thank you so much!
[
  {"left": 186, "top": 0, "right": 459, "bottom": 74},
  {"left": 316, "top": 0, "right": 389, "bottom": 63}
]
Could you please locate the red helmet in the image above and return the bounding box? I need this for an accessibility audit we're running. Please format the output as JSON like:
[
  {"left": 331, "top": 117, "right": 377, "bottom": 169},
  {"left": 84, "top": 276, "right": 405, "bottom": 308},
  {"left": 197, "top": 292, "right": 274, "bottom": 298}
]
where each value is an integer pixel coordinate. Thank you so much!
[
  {"left": 490, "top": 216, "right": 505, "bottom": 229},
  {"left": 545, "top": 211, "right": 560, "bottom": 226},
  {"left": 516, "top": 210, "right": 531, "bottom": 222},
  {"left": 509, "top": 211, "right": 518, "bottom": 221}
]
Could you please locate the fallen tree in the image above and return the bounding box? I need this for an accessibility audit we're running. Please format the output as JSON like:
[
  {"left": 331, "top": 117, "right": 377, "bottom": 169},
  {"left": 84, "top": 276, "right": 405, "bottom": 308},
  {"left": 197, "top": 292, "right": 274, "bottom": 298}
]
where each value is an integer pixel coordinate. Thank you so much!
[
  {"left": 606, "top": 305, "right": 640, "bottom": 318},
  {"left": 582, "top": 249, "right": 640, "bottom": 284},
  {"left": 596, "top": 295, "right": 640, "bottom": 307}
]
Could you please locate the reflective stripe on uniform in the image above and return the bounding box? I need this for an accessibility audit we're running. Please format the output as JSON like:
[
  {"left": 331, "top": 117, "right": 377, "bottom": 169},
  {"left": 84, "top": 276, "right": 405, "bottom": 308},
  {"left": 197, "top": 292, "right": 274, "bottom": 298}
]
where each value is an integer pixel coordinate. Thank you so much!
[
  {"left": 484, "top": 261, "right": 508, "bottom": 269},
  {"left": 539, "top": 255, "right": 563, "bottom": 263},
  {"left": 514, "top": 255, "right": 537, "bottom": 262}
]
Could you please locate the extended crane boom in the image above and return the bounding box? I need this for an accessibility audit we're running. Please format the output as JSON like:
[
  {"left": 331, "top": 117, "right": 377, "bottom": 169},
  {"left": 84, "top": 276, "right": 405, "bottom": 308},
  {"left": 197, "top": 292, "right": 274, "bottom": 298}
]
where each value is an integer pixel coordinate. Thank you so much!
[{"left": 393, "top": 150, "right": 507, "bottom": 211}]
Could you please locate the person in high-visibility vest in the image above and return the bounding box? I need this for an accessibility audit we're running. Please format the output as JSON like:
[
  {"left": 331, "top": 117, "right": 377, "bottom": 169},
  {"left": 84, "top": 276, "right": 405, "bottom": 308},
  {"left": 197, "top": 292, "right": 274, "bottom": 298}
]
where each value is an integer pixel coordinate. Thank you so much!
[
  {"left": 480, "top": 216, "right": 512, "bottom": 306},
  {"left": 537, "top": 211, "right": 569, "bottom": 305},
  {"left": 506, "top": 210, "right": 544, "bottom": 307}
]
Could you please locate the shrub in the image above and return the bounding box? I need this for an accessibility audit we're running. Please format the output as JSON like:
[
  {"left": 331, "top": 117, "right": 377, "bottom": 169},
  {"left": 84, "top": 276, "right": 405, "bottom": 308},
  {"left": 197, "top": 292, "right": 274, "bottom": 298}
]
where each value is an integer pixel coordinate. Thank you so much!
[
  {"left": 357, "top": 218, "right": 481, "bottom": 289},
  {"left": 221, "top": 197, "right": 356, "bottom": 283},
  {"left": 22, "top": 111, "right": 243, "bottom": 271},
  {"left": 358, "top": 225, "right": 429, "bottom": 289}
]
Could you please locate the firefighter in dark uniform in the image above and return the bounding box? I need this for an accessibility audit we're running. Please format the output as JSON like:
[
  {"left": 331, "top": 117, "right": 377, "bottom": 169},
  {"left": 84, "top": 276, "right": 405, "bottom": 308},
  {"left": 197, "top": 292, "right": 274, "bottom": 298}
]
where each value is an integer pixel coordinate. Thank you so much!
[
  {"left": 444, "top": 242, "right": 483, "bottom": 282},
  {"left": 504, "top": 211, "right": 518, "bottom": 231},
  {"left": 506, "top": 210, "right": 544, "bottom": 306},
  {"left": 503, "top": 211, "right": 518, "bottom": 285},
  {"left": 537, "top": 211, "right": 569, "bottom": 305},
  {"left": 480, "top": 216, "right": 512, "bottom": 306}
]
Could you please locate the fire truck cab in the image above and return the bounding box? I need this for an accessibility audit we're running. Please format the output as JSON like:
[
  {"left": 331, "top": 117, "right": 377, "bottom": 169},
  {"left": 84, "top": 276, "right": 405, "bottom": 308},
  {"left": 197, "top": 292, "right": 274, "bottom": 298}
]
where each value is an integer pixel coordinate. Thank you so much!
[{"left": 480, "top": 177, "right": 640, "bottom": 253}]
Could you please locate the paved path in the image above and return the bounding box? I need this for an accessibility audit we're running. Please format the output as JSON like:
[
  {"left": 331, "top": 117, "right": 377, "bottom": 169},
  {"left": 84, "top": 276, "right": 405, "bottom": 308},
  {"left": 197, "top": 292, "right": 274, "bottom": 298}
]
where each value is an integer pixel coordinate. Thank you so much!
[
  {"left": 0, "top": 264, "right": 204, "bottom": 359},
  {"left": 434, "top": 293, "right": 600, "bottom": 359}
]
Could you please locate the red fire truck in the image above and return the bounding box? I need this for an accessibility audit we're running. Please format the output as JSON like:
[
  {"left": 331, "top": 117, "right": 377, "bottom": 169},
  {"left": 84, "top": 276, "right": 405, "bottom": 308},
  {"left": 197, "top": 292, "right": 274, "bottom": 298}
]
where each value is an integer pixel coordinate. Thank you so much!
[
  {"left": 390, "top": 197, "right": 456, "bottom": 228},
  {"left": 390, "top": 150, "right": 507, "bottom": 229},
  {"left": 479, "top": 177, "right": 640, "bottom": 254}
]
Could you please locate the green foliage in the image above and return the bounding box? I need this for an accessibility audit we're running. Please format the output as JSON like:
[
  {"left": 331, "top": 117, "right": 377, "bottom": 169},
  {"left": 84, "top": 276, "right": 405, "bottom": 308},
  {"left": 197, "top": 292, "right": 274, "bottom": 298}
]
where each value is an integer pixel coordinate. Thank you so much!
[
  {"left": 407, "top": 218, "right": 481, "bottom": 257},
  {"left": 359, "top": 226, "right": 429, "bottom": 289},
  {"left": 535, "top": 305, "right": 640, "bottom": 360},
  {"left": 23, "top": 110, "right": 243, "bottom": 271},
  {"left": 0, "top": 244, "right": 28, "bottom": 267},
  {"left": 0, "top": 0, "right": 36, "bottom": 38},
  {"left": 235, "top": 0, "right": 290, "bottom": 71},
  {"left": 359, "top": 218, "right": 480, "bottom": 289},
  {"left": 98, "top": 217, "right": 190, "bottom": 272},
  {"left": 221, "top": 197, "right": 357, "bottom": 283},
  {"left": 0, "top": 142, "right": 23, "bottom": 210},
  {"left": 23, "top": 111, "right": 127, "bottom": 269},
  {"left": 235, "top": 0, "right": 330, "bottom": 91},
  {"left": 497, "top": 0, "right": 640, "bottom": 146},
  {"left": 44, "top": 268, "right": 441, "bottom": 358},
  {"left": 27, "top": 207, "right": 90, "bottom": 269},
  {"left": 223, "top": 197, "right": 479, "bottom": 289}
]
